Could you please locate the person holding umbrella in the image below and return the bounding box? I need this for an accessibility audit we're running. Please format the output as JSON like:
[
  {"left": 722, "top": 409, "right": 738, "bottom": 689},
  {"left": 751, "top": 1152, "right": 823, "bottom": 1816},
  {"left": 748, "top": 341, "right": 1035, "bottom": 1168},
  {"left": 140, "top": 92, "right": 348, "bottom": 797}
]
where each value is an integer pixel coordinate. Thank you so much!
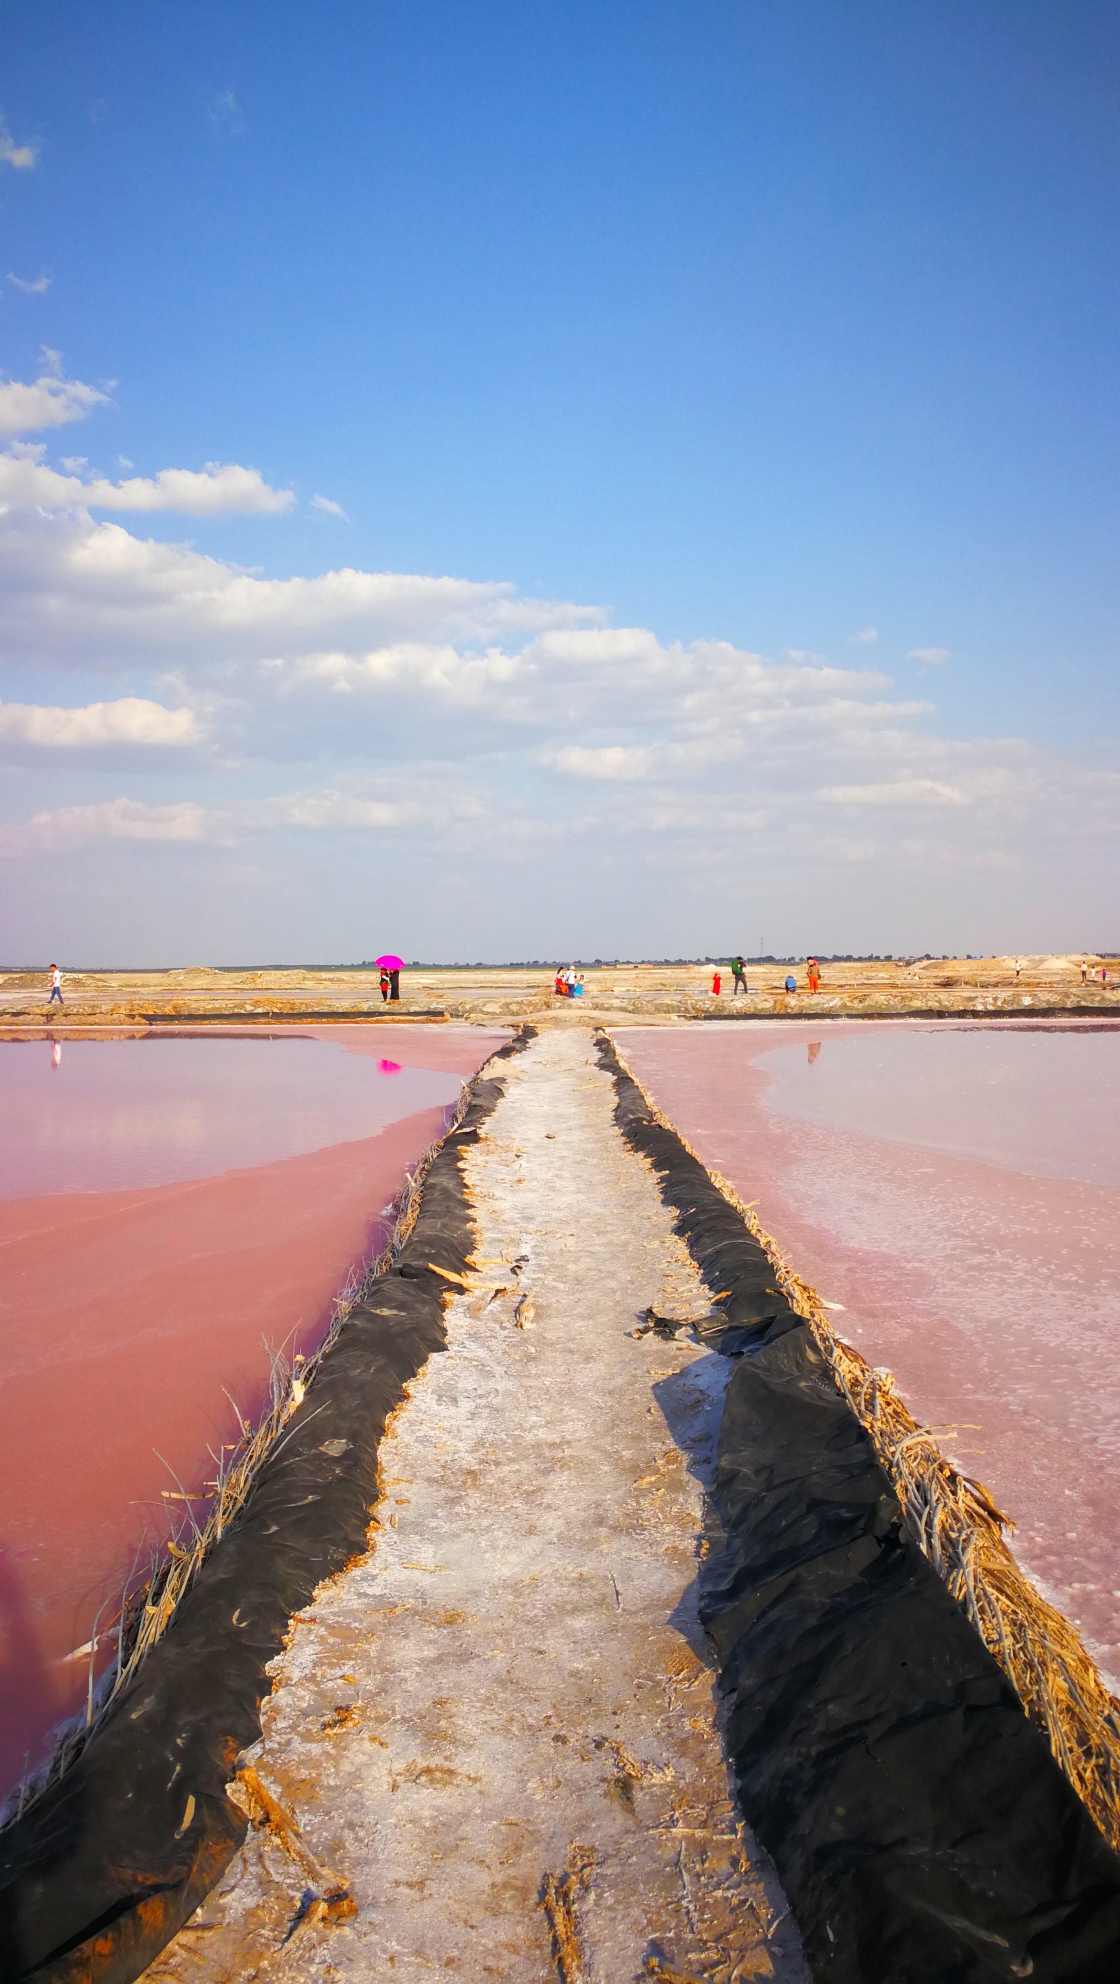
[{"left": 376, "top": 953, "right": 405, "bottom": 1003}]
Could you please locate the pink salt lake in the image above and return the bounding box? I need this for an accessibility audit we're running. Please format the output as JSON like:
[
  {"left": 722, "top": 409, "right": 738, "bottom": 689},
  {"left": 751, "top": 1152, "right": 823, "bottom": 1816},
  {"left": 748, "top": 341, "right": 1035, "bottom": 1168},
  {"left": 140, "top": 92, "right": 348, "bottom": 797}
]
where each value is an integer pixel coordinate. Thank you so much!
[
  {"left": 616, "top": 1020, "right": 1120, "bottom": 1687},
  {"left": 0, "top": 1026, "right": 505, "bottom": 1799}
]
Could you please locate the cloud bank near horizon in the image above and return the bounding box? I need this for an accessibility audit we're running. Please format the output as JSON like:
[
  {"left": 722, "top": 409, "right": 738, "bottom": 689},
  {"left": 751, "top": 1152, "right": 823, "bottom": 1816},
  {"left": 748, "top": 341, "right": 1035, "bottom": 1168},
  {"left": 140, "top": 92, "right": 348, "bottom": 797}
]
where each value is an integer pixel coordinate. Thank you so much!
[{"left": 1, "top": 364, "right": 1115, "bottom": 959}]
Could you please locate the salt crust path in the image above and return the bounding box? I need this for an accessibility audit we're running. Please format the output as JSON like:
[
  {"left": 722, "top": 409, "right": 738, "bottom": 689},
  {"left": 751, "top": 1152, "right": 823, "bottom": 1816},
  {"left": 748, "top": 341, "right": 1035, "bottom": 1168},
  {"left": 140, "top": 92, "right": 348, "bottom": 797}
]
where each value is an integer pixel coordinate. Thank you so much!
[{"left": 148, "top": 1029, "right": 806, "bottom": 1983}]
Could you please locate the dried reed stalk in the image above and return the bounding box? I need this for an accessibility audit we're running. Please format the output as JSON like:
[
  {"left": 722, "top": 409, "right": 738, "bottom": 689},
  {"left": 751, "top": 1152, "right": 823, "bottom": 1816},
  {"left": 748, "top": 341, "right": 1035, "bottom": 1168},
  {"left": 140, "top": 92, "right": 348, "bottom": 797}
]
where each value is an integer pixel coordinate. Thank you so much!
[
  {"left": 606, "top": 1037, "right": 1120, "bottom": 1855},
  {"left": 540, "top": 1844, "right": 597, "bottom": 1984},
  {"left": 232, "top": 1764, "right": 351, "bottom": 1906},
  {"left": 2, "top": 1048, "right": 507, "bottom": 1832}
]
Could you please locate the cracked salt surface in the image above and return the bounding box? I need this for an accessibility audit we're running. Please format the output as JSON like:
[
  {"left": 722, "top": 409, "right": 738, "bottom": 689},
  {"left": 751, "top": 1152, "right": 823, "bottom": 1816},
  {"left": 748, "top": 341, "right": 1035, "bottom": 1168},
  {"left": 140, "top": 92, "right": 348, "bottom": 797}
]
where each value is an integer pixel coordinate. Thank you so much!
[{"left": 147, "top": 1029, "right": 806, "bottom": 1983}]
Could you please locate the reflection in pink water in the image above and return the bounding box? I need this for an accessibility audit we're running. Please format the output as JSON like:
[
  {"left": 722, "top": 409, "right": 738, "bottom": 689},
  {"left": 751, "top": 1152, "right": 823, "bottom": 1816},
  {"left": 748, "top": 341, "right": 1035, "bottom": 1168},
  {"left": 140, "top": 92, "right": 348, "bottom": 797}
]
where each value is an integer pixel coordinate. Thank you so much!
[
  {"left": 0, "top": 1026, "right": 506, "bottom": 1798},
  {"left": 0, "top": 1035, "right": 467, "bottom": 1198},
  {"left": 761, "top": 1025, "right": 1120, "bottom": 1190},
  {"left": 616, "top": 1021, "right": 1120, "bottom": 1686}
]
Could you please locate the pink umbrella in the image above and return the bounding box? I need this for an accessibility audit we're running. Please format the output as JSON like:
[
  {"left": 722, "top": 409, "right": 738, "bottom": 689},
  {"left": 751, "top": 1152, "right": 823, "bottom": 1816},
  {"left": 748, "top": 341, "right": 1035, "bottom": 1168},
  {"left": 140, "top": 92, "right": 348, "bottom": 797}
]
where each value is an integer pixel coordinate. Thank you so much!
[{"left": 375, "top": 954, "right": 405, "bottom": 970}]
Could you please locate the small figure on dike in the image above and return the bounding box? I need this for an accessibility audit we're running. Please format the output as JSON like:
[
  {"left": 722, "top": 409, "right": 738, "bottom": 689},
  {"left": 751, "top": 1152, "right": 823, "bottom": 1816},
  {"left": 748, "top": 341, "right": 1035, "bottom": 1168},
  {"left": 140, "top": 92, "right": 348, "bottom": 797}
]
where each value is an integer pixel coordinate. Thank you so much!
[
  {"left": 784, "top": 971, "right": 797, "bottom": 993},
  {"left": 731, "top": 955, "right": 748, "bottom": 995},
  {"left": 47, "top": 963, "right": 64, "bottom": 1006},
  {"left": 389, "top": 968, "right": 400, "bottom": 1002},
  {"left": 554, "top": 968, "right": 566, "bottom": 997},
  {"left": 711, "top": 968, "right": 722, "bottom": 997},
  {"left": 807, "top": 957, "right": 821, "bottom": 992},
  {"left": 379, "top": 968, "right": 390, "bottom": 1003},
  {"left": 1081, "top": 960, "right": 1088, "bottom": 983}
]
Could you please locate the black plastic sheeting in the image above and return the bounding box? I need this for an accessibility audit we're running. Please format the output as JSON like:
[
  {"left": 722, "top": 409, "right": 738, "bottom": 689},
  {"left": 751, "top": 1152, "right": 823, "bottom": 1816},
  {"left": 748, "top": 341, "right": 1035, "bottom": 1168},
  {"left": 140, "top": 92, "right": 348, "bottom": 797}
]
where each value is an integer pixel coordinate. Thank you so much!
[
  {"left": 595, "top": 1031, "right": 1120, "bottom": 1984},
  {"left": 0, "top": 1029, "right": 534, "bottom": 1984}
]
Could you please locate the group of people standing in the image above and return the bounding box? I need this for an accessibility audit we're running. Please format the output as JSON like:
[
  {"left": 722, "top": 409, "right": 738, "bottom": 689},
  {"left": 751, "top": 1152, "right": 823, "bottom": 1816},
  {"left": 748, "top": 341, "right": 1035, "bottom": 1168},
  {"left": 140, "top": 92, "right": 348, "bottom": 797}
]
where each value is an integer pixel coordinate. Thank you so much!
[
  {"left": 711, "top": 956, "right": 823, "bottom": 995},
  {"left": 554, "top": 968, "right": 585, "bottom": 998}
]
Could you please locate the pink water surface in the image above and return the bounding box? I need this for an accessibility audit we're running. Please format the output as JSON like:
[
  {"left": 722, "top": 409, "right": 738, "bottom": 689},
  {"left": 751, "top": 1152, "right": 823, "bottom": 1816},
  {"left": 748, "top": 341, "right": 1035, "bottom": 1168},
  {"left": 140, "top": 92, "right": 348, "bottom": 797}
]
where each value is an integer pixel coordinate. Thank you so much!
[
  {"left": 0, "top": 1026, "right": 505, "bottom": 1797},
  {"left": 616, "top": 1020, "right": 1120, "bottom": 1684}
]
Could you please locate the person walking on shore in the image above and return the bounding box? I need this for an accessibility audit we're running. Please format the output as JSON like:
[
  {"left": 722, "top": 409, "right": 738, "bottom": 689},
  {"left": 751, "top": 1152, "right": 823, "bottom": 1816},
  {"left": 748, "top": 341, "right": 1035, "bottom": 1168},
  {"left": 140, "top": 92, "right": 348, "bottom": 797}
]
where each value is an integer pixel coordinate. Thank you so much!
[
  {"left": 731, "top": 955, "right": 748, "bottom": 995},
  {"left": 47, "top": 964, "right": 63, "bottom": 1006}
]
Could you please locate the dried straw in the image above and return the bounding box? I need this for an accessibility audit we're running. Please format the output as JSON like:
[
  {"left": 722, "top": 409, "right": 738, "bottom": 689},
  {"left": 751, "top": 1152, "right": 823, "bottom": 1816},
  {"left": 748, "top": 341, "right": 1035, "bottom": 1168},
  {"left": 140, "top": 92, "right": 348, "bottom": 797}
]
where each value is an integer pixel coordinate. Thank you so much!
[
  {"left": 2, "top": 1047, "right": 508, "bottom": 1832},
  {"left": 540, "top": 1843, "right": 598, "bottom": 1984},
  {"left": 606, "top": 1037, "right": 1120, "bottom": 1855}
]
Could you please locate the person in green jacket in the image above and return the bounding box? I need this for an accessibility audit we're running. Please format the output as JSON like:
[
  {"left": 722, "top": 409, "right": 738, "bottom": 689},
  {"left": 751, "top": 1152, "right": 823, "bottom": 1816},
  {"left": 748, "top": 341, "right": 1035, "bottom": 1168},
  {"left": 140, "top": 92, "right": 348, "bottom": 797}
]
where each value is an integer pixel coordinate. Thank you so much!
[{"left": 731, "top": 955, "right": 748, "bottom": 996}]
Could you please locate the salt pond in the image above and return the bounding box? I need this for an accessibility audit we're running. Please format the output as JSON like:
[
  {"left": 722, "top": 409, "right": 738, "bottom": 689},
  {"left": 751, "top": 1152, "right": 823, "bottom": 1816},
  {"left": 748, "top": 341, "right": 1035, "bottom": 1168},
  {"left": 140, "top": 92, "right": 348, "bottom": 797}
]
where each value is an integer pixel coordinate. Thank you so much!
[
  {"left": 0, "top": 1026, "right": 504, "bottom": 1799},
  {"left": 616, "top": 1020, "right": 1120, "bottom": 1685}
]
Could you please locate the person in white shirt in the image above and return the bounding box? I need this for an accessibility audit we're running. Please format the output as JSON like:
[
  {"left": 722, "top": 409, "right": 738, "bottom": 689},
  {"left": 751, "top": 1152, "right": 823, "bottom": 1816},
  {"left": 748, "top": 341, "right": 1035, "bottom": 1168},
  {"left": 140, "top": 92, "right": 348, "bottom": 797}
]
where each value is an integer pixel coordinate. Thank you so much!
[{"left": 47, "top": 964, "right": 63, "bottom": 1006}]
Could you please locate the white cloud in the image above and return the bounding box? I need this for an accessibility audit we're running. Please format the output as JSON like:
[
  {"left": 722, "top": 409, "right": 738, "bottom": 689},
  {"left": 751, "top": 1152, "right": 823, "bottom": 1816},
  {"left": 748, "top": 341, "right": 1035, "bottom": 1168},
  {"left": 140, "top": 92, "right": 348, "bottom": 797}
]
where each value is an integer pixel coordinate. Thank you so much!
[
  {"left": 0, "top": 119, "right": 35, "bottom": 170},
  {"left": 0, "top": 432, "right": 1116, "bottom": 957},
  {"left": 0, "top": 511, "right": 596, "bottom": 672},
  {"left": 548, "top": 744, "right": 658, "bottom": 781},
  {"left": 544, "top": 733, "right": 746, "bottom": 783},
  {"left": 908, "top": 647, "right": 950, "bottom": 664},
  {"left": 0, "top": 696, "right": 202, "bottom": 750},
  {"left": 819, "top": 777, "right": 968, "bottom": 808},
  {"left": 0, "top": 365, "right": 291, "bottom": 513},
  {"left": 529, "top": 627, "right": 666, "bottom": 668},
  {"left": 0, "top": 367, "right": 109, "bottom": 437},
  {"left": 211, "top": 91, "right": 243, "bottom": 133},
  {"left": 0, "top": 447, "right": 294, "bottom": 514},
  {"left": 0, "top": 782, "right": 482, "bottom": 853},
  {"left": 312, "top": 494, "right": 347, "bottom": 518},
  {"left": 848, "top": 626, "right": 878, "bottom": 645},
  {"left": 7, "top": 271, "right": 51, "bottom": 295}
]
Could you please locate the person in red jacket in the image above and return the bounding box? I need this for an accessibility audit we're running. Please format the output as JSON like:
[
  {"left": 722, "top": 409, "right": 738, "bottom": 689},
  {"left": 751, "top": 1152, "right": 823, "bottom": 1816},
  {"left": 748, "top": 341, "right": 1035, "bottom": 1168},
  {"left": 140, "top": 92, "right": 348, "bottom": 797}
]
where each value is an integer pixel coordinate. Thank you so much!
[{"left": 711, "top": 969, "right": 722, "bottom": 996}]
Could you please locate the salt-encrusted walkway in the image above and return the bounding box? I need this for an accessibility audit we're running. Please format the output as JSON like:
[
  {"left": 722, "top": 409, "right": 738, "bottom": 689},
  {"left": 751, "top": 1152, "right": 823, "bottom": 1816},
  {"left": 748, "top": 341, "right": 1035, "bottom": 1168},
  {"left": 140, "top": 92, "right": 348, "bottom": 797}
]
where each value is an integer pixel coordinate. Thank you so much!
[{"left": 148, "top": 1030, "right": 806, "bottom": 1984}]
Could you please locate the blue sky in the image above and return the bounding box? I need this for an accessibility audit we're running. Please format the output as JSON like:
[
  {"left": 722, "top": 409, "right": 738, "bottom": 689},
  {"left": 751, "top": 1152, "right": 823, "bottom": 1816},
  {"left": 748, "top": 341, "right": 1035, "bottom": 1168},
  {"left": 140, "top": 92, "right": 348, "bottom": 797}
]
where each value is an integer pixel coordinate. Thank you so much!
[{"left": 0, "top": 1, "right": 1117, "bottom": 961}]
